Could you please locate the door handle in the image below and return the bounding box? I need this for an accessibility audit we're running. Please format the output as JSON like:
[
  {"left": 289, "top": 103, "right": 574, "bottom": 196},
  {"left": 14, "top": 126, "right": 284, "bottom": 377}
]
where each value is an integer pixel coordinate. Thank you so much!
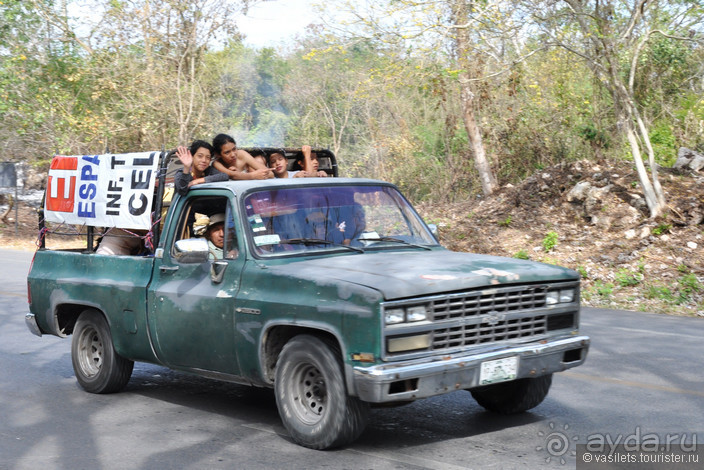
[{"left": 159, "top": 265, "right": 179, "bottom": 272}]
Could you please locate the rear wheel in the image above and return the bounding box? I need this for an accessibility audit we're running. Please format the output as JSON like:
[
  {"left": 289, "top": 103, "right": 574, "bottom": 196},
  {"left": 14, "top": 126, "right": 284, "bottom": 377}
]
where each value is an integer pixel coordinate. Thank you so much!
[
  {"left": 275, "top": 335, "right": 370, "bottom": 449},
  {"left": 71, "top": 309, "right": 133, "bottom": 394},
  {"left": 471, "top": 374, "right": 553, "bottom": 414}
]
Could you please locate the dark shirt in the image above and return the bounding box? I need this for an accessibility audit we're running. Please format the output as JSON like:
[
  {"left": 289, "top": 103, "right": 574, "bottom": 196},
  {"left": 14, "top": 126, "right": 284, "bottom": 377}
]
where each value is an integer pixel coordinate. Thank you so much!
[{"left": 174, "top": 166, "right": 229, "bottom": 195}]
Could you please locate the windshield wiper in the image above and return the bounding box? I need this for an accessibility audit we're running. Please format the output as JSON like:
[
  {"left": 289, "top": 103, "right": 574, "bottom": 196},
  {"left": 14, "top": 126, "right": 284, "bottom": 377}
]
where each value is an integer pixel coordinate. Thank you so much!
[
  {"left": 281, "top": 238, "right": 364, "bottom": 253},
  {"left": 358, "top": 236, "right": 432, "bottom": 251}
]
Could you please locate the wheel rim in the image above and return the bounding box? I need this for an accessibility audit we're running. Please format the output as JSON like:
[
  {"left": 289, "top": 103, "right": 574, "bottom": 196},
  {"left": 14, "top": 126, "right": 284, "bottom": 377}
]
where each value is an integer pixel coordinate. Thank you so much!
[
  {"left": 290, "top": 362, "right": 327, "bottom": 425},
  {"left": 76, "top": 325, "right": 103, "bottom": 377}
]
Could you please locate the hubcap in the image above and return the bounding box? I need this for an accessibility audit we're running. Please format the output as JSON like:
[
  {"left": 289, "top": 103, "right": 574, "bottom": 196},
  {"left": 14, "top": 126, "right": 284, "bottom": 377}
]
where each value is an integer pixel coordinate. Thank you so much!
[
  {"left": 290, "top": 363, "right": 327, "bottom": 425},
  {"left": 77, "top": 326, "right": 103, "bottom": 377}
]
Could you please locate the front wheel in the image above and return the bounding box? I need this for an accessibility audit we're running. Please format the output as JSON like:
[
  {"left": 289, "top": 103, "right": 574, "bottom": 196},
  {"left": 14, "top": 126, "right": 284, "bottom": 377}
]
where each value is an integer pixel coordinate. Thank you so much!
[
  {"left": 275, "top": 335, "right": 370, "bottom": 449},
  {"left": 471, "top": 374, "right": 553, "bottom": 414},
  {"left": 71, "top": 309, "right": 134, "bottom": 394}
]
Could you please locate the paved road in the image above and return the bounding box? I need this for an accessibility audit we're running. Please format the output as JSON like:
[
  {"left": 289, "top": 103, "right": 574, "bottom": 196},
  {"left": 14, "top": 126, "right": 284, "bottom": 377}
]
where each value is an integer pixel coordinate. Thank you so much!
[{"left": 1, "top": 249, "right": 702, "bottom": 469}]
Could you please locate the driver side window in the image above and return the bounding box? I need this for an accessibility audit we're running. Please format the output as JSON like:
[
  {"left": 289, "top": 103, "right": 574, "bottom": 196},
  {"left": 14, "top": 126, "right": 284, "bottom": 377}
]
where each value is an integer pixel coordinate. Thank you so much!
[{"left": 172, "top": 195, "right": 239, "bottom": 260}]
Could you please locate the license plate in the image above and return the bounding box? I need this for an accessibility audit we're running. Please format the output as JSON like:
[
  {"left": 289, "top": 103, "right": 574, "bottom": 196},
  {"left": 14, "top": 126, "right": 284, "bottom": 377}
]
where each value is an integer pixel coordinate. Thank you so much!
[{"left": 479, "top": 356, "right": 519, "bottom": 385}]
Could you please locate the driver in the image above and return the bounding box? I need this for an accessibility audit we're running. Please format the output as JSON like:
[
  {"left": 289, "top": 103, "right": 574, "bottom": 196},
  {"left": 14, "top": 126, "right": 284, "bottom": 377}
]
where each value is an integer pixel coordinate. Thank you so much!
[{"left": 205, "top": 213, "right": 226, "bottom": 259}]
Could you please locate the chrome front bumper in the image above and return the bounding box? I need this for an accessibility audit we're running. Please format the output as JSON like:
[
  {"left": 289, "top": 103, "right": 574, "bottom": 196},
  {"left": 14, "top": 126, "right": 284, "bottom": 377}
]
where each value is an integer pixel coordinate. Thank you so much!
[
  {"left": 352, "top": 335, "right": 589, "bottom": 403},
  {"left": 25, "top": 313, "right": 43, "bottom": 337}
]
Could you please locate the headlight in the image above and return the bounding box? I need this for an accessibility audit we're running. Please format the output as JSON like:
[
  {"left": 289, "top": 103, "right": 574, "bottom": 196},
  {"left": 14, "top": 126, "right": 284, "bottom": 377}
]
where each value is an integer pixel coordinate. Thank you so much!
[
  {"left": 559, "top": 288, "right": 575, "bottom": 303},
  {"left": 384, "top": 305, "right": 430, "bottom": 325},
  {"left": 406, "top": 305, "right": 428, "bottom": 322},
  {"left": 546, "top": 291, "right": 560, "bottom": 305},
  {"left": 546, "top": 288, "right": 576, "bottom": 305},
  {"left": 385, "top": 308, "right": 405, "bottom": 325}
]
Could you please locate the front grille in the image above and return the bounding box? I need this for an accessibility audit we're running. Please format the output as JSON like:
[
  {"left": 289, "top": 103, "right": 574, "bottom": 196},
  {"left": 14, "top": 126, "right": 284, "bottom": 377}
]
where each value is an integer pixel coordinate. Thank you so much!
[
  {"left": 431, "top": 286, "right": 547, "bottom": 321},
  {"left": 432, "top": 315, "right": 547, "bottom": 350},
  {"left": 382, "top": 283, "right": 579, "bottom": 357}
]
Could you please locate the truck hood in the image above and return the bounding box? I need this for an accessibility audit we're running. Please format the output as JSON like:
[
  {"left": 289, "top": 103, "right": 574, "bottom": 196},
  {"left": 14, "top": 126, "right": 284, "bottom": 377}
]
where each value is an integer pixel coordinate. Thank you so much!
[{"left": 268, "top": 249, "right": 579, "bottom": 300}]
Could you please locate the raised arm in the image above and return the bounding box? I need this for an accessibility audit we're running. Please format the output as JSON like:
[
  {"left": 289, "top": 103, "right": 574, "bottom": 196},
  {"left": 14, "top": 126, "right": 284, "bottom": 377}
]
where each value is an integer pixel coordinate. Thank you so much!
[
  {"left": 176, "top": 146, "right": 193, "bottom": 174},
  {"left": 301, "top": 145, "right": 313, "bottom": 174}
]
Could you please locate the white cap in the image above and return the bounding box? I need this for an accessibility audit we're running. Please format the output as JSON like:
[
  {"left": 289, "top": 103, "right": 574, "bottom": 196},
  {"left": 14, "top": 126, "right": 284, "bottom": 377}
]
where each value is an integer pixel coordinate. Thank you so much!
[{"left": 208, "top": 213, "right": 226, "bottom": 227}]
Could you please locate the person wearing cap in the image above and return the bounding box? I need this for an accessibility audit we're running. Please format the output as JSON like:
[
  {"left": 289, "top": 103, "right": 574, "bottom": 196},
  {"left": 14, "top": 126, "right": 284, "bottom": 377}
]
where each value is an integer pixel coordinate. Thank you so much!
[{"left": 205, "top": 213, "right": 226, "bottom": 259}]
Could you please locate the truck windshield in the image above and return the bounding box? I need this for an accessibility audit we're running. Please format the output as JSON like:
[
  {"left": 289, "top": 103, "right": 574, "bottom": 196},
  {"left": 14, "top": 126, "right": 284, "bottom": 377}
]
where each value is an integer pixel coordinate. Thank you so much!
[{"left": 243, "top": 185, "right": 438, "bottom": 257}]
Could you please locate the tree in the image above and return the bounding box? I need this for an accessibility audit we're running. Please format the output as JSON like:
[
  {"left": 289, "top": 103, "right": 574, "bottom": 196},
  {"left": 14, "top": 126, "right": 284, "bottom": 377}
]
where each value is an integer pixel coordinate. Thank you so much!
[
  {"left": 531, "top": 0, "right": 704, "bottom": 218},
  {"left": 99, "top": 0, "right": 245, "bottom": 144},
  {"left": 320, "top": 0, "right": 524, "bottom": 195},
  {"left": 449, "top": 0, "right": 498, "bottom": 195}
]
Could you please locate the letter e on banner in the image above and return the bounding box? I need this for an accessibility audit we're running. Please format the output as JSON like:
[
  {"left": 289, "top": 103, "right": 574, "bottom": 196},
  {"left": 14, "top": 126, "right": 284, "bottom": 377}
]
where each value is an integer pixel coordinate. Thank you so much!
[{"left": 46, "top": 156, "right": 78, "bottom": 212}]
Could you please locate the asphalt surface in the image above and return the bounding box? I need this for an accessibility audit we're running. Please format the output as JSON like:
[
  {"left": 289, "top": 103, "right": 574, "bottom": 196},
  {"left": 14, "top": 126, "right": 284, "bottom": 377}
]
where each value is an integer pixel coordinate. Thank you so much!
[{"left": 1, "top": 248, "right": 702, "bottom": 469}]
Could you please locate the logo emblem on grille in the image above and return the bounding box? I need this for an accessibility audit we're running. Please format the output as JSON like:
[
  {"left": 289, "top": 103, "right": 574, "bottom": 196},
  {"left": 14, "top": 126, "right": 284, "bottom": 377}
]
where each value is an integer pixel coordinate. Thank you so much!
[{"left": 483, "top": 311, "right": 505, "bottom": 326}]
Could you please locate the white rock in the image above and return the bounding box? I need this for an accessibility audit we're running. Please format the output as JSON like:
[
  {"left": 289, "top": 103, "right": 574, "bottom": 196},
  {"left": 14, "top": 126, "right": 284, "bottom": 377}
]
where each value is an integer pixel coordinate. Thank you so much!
[
  {"left": 624, "top": 229, "right": 637, "bottom": 239},
  {"left": 661, "top": 234, "right": 670, "bottom": 241},
  {"left": 687, "top": 241, "right": 698, "bottom": 249},
  {"left": 567, "top": 181, "right": 592, "bottom": 202},
  {"left": 639, "top": 227, "right": 651, "bottom": 239}
]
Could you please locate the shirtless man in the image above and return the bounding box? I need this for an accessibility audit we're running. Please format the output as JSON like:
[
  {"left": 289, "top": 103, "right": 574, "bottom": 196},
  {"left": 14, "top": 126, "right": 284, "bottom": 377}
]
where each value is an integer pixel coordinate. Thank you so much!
[{"left": 211, "top": 134, "right": 273, "bottom": 180}]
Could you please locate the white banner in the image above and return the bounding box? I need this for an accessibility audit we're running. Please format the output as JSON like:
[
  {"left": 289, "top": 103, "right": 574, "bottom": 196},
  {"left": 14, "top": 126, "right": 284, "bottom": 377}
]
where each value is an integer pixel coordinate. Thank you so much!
[{"left": 44, "top": 152, "right": 160, "bottom": 230}]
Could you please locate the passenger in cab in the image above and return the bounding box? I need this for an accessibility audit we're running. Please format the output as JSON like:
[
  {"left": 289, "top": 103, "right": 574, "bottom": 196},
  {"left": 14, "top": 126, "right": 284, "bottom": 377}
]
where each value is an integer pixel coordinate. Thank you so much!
[
  {"left": 211, "top": 134, "right": 272, "bottom": 180},
  {"left": 174, "top": 140, "right": 228, "bottom": 196}
]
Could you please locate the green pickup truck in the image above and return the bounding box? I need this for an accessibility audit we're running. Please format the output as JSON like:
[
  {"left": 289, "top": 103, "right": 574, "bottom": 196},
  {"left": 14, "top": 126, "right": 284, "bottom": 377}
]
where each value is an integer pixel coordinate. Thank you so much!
[{"left": 26, "top": 150, "right": 589, "bottom": 449}]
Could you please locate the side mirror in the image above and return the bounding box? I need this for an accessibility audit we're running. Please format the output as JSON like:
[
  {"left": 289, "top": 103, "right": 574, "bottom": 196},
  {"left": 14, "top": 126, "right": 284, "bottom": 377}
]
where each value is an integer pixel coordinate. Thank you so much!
[{"left": 174, "top": 238, "right": 210, "bottom": 264}]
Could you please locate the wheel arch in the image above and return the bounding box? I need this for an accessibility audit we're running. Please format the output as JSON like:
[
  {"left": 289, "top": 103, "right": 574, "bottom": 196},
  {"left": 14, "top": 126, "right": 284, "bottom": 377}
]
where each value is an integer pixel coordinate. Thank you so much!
[
  {"left": 53, "top": 302, "right": 107, "bottom": 337},
  {"left": 261, "top": 324, "right": 346, "bottom": 384}
]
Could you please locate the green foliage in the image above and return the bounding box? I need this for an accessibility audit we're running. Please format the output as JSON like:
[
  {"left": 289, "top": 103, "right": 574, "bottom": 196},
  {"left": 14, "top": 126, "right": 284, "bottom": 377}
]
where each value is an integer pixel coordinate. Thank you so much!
[
  {"left": 643, "top": 273, "right": 701, "bottom": 306},
  {"left": 678, "top": 274, "right": 702, "bottom": 296},
  {"left": 498, "top": 215, "right": 512, "bottom": 227},
  {"left": 615, "top": 269, "right": 643, "bottom": 287},
  {"left": 595, "top": 281, "right": 614, "bottom": 298},
  {"left": 576, "top": 266, "right": 588, "bottom": 279},
  {"left": 578, "top": 124, "right": 611, "bottom": 150},
  {"left": 513, "top": 249, "right": 530, "bottom": 260},
  {"left": 583, "top": 280, "right": 614, "bottom": 302},
  {"left": 652, "top": 224, "right": 671, "bottom": 236},
  {"left": 542, "top": 231, "right": 558, "bottom": 252},
  {"left": 0, "top": 0, "right": 702, "bottom": 198},
  {"left": 648, "top": 122, "right": 677, "bottom": 166},
  {"left": 645, "top": 285, "right": 676, "bottom": 303}
]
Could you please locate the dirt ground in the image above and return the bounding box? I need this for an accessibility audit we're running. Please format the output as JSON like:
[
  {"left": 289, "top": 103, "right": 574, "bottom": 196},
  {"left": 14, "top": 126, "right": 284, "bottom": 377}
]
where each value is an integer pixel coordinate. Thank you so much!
[
  {"left": 3, "top": 160, "right": 702, "bottom": 316},
  {"left": 417, "top": 159, "right": 703, "bottom": 316}
]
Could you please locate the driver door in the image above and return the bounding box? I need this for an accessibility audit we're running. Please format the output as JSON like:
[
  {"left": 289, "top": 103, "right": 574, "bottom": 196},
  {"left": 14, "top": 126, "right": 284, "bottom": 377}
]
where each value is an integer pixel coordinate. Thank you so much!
[{"left": 147, "top": 192, "right": 244, "bottom": 375}]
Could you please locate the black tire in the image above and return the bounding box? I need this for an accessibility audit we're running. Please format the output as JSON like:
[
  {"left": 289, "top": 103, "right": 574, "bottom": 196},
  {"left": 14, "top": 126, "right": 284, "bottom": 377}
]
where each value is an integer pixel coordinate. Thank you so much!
[
  {"left": 71, "top": 309, "right": 134, "bottom": 394},
  {"left": 274, "top": 335, "right": 370, "bottom": 449},
  {"left": 471, "top": 374, "right": 553, "bottom": 414}
]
